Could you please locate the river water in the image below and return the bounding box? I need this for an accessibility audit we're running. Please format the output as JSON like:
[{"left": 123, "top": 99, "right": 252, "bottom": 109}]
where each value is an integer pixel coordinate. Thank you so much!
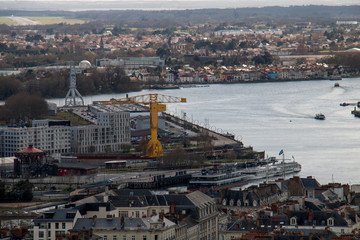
[{"left": 49, "top": 77, "right": 360, "bottom": 185}]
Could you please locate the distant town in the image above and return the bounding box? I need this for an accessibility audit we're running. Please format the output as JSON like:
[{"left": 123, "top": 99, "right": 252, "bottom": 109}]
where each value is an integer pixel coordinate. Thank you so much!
[{"left": 0, "top": 5, "right": 360, "bottom": 240}]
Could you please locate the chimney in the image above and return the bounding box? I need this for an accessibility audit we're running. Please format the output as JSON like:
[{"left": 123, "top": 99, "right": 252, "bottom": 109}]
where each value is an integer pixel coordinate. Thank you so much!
[
  {"left": 121, "top": 216, "right": 124, "bottom": 226},
  {"left": 92, "top": 215, "right": 97, "bottom": 226},
  {"left": 309, "top": 209, "right": 313, "bottom": 222},
  {"left": 159, "top": 213, "right": 164, "bottom": 221},
  {"left": 286, "top": 208, "right": 290, "bottom": 220},
  {"left": 171, "top": 201, "right": 175, "bottom": 214},
  {"left": 307, "top": 176, "right": 312, "bottom": 179}
]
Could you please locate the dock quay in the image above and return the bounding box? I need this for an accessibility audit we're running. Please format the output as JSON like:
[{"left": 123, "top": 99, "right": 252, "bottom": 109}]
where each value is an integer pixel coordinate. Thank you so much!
[{"left": 127, "top": 171, "right": 191, "bottom": 189}]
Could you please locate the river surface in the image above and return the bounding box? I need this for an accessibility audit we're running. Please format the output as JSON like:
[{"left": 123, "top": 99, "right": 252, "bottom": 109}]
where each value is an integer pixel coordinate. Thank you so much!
[{"left": 49, "top": 77, "right": 360, "bottom": 185}]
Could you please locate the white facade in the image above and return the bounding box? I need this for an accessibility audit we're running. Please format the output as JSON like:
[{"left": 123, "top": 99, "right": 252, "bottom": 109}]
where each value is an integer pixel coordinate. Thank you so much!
[
  {"left": 0, "top": 126, "right": 71, "bottom": 157},
  {"left": 71, "top": 111, "right": 130, "bottom": 153},
  {"left": 32, "top": 209, "right": 81, "bottom": 240},
  {"left": 96, "top": 57, "right": 165, "bottom": 68}
]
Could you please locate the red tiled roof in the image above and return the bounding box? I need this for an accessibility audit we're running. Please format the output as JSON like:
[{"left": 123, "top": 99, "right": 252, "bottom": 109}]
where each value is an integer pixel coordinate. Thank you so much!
[{"left": 16, "top": 145, "right": 44, "bottom": 154}]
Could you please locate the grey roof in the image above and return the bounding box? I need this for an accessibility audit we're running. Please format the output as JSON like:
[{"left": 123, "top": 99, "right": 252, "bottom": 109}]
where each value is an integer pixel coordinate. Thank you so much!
[
  {"left": 288, "top": 211, "right": 348, "bottom": 227},
  {"left": 109, "top": 195, "right": 149, "bottom": 208},
  {"left": 227, "top": 219, "right": 258, "bottom": 232},
  {"left": 179, "top": 216, "right": 198, "bottom": 228},
  {"left": 73, "top": 216, "right": 175, "bottom": 231},
  {"left": 301, "top": 178, "right": 320, "bottom": 189},
  {"left": 124, "top": 215, "right": 176, "bottom": 230},
  {"left": 75, "top": 202, "right": 115, "bottom": 215},
  {"left": 187, "top": 191, "right": 215, "bottom": 208},
  {"left": 34, "top": 208, "right": 78, "bottom": 223},
  {"left": 225, "top": 190, "right": 244, "bottom": 206},
  {"left": 110, "top": 189, "right": 153, "bottom": 196},
  {"left": 73, "top": 218, "right": 122, "bottom": 230}
]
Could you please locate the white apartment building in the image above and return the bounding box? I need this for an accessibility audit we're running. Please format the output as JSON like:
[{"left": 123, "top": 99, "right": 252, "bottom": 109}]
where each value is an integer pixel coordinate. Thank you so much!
[
  {"left": 71, "top": 111, "right": 130, "bottom": 153},
  {"left": 0, "top": 105, "right": 131, "bottom": 156},
  {"left": 0, "top": 125, "right": 71, "bottom": 157},
  {"left": 96, "top": 57, "right": 165, "bottom": 68}
]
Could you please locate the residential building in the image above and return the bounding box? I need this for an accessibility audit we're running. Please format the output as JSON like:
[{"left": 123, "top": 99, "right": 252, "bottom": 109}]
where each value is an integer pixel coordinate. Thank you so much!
[
  {"left": 0, "top": 123, "right": 71, "bottom": 157},
  {"left": 32, "top": 208, "right": 81, "bottom": 240},
  {"left": 70, "top": 108, "right": 130, "bottom": 154},
  {"left": 71, "top": 215, "right": 176, "bottom": 240},
  {"left": 96, "top": 57, "right": 165, "bottom": 69}
]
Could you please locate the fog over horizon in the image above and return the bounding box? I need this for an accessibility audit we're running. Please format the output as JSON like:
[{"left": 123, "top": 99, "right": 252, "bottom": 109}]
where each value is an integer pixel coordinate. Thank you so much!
[{"left": 1, "top": 0, "right": 359, "bottom": 11}]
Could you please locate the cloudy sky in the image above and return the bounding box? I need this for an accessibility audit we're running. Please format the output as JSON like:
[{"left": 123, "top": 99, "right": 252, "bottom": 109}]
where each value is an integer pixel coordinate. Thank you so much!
[{"left": 1, "top": 0, "right": 359, "bottom": 11}]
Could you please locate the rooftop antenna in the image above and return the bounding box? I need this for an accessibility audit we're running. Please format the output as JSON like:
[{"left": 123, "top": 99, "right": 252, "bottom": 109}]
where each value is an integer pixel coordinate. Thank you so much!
[{"left": 64, "top": 61, "right": 84, "bottom": 106}]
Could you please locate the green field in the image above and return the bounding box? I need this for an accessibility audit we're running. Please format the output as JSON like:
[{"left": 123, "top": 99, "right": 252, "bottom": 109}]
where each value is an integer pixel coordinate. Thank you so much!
[
  {"left": 28, "top": 17, "right": 85, "bottom": 25},
  {"left": 0, "top": 17, "right": 17, "bottom": 25},
  {"left": 0, "top": 16, "right": 85, "bottom": 25}
]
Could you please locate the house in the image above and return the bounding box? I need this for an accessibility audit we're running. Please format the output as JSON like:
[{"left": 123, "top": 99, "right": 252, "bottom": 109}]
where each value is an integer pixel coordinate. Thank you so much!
[
  {"left": 70, "top": 215, "right": 176, "bottom": 240},
  {"left": 32, "top": 208, "right": 81, "bottom": 240},
  {"left": 287, "top": 176, "right": 321, "bottom": 199},
  {"left": 69, "top": 189, "right": 219, "bottom": 240},
  {"left": 283, "top": 210, "right": 360, "bottom": 235}
]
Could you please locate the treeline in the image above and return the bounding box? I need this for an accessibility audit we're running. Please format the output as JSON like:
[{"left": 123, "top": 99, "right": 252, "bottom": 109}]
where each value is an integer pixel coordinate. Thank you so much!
[
  {"left": 2, "top": 5, "right": 360, "bottom": 27},
  {"left": 0, "top": 93, "right": 48, "bottom": 125},
  {"left": 0, "top": 67, "right": 140, "bottom": 100},
  {"left": 324, "top": 55, "right": 360, "bottom": 72},
  {"left": 0, "top": 179, "right": 33, "bottom": 201}
]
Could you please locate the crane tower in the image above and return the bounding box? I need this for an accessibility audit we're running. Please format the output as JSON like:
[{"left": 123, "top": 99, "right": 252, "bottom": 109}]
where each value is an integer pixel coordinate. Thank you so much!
[
  {"left": 102, "top": 93, "right": 186, "bottom": 158},
  {"left": 64, "top": 61, "right": 84, "bottom": 106}
]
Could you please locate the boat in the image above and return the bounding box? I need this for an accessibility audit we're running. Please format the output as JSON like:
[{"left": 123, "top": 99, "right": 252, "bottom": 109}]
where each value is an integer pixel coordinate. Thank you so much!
[
  {"left": 329, "top": 75, "right": 342, "bottom": 81},
  {"left": 315, "top": 113, "right": 325, "bottom": 120},
  {"left": 334, "top": 83, "right": 340, "bottom": 87},
  {"left": 188, "top": 160, "right": 301, "bottom": 191},
  {"left": 188, "top": 167, "right": 248, "bottom": 191},
  {"left": 340, "top": 102, "right": 350, "bottom": 107}
]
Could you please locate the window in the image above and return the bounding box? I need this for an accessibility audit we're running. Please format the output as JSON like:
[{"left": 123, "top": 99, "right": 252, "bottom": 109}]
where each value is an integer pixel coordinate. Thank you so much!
[
  {"left": 39, "top": 231, "right": 44, "bottom": 238},
  {"left": 136, "top": 211, "right": 140, "bottom": 218},
  {"left": 122, "top": 235, "right": 126, "bottom": 240},
  {"left": 143, "top": 235, "right": 147, "bottom": 240},
  {"left": 104, "top": 235, "right": 108, "bottom": 240},
  {"left": 327, "top": 218, "right": 334, "bottom": 226},
  {"left": 48, "top": 231, "right": 51, "bottom": 237},
  {"left": 290, "top": 217, "right": 297, "bottom": 225},
  {"left": 48, "top": 223, "right": 51, "bottom": 228},
  {"left": 119, "top": 211, "right": 128, "bottom": 218},
  {"left": 62, "top": 223, "right": 66, "bottom": 229},
  {"left": 55, "top": 223, "right": 59, "bottom": 229},
  {"left": 113, "top": 235, "right": 117, "bottom": 240},
  {"left": 131, "top": 236, "right": 135, "bottom": 240}
]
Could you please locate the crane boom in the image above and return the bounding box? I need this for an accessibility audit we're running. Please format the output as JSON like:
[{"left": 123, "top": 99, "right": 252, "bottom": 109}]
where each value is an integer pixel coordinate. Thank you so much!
[
  {"left": 102, "top": 93, "right": 186, "bottom": 105},
  {"left": 102, "top": 93, "right": 186, "bottom": 158}
]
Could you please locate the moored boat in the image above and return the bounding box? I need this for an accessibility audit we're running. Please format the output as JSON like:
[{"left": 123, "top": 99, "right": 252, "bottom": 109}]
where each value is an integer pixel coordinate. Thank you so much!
[
  {"left": 315, "top": 113, "right": 325, "bottom": 120},
  {"left": 188, "top": 159, "right": 301, "bottom": 191},
  {"left": 329, "top": 75, "right": 342, "bottom": 81}
]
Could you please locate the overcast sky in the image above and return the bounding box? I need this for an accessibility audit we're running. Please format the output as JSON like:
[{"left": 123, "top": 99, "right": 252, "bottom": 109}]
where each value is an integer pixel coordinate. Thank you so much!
[{"left": 1, "top": 0, "right": 359, "bottom": 11}]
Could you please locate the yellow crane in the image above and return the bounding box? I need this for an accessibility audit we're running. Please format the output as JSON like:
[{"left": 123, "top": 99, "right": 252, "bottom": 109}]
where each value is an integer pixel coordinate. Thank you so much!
[{"left": 102, "top": 93, "right": 186, "bottom": 158}]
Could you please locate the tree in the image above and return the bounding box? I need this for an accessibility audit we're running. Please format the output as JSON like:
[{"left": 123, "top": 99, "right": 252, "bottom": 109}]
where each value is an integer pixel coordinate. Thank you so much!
[
  {"left": 62, "top": 36, "right": 71, "bottom": 43},
  {"left": 0, "top": 93, "right": 48, "bottom": 124},
  {"left": 252, "top": 52, "right": 273, "bottom": 66},
  {"left": 0, "top": 76, "right": 22, "bottom": 100},
  {"left": 0, "top": 180, "right": 5, "bottom": 199},
  {"left": 14, "top": 179, "right": 33, "bottom": 201},
  {"left": 156, "top": 47, "right": 170, "bottom": 58}
]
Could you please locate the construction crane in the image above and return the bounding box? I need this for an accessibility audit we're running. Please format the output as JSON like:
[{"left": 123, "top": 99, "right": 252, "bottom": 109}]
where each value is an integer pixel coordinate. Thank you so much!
[{"left": 102, "top": 93, "right": 186, "bottom": 158}]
